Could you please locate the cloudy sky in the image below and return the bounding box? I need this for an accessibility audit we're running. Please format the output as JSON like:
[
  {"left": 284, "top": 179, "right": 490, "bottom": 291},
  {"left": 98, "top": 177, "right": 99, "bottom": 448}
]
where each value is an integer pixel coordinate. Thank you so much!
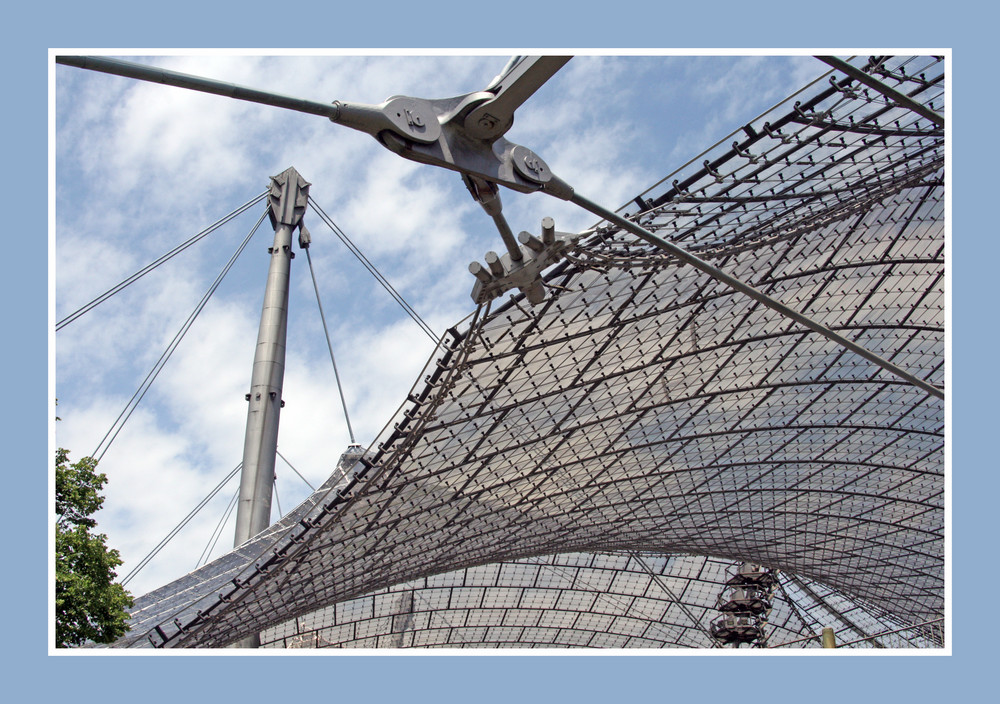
[{"left": 53, "top": 53, "right": 829, "bottom": 597}]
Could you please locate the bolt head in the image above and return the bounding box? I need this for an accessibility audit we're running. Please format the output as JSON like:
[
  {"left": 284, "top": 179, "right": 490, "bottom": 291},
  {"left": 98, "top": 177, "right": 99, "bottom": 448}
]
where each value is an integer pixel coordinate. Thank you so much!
[{"left": 511, "top": 145, "right": 551, "bottom": 184}]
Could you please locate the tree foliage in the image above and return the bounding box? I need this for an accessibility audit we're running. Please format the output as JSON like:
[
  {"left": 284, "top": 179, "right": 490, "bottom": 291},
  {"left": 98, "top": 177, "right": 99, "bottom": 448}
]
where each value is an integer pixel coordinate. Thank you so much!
[{"left": 55, "top": 448, "right": 133, "bottom": 647}]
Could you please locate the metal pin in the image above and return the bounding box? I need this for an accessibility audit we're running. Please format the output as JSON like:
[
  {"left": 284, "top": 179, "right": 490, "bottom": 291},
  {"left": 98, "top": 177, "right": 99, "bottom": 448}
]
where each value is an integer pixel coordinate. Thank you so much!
[
  {"left": 541, "top": 216, "right": 555, "bottom": 245},
  {"left": 469, "top": 261, "right": 493, "bottom": 284},
  {"left": 485, "top": 251, "right": 505, "bottom": 277},
  {"left": 518, "top": 230, "right": 545, "bottom": 253}
]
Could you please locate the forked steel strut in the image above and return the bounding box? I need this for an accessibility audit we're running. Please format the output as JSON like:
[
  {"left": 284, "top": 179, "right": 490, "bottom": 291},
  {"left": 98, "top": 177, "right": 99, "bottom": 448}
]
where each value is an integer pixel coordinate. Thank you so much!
[{"left": 55, "top": 55, "right": 944, "bottom": 400}]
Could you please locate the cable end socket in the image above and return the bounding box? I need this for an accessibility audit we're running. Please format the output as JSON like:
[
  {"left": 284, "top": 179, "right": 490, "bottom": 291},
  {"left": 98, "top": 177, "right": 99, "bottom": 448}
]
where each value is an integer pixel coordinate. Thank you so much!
[{"left": 470, "top": 217, "right": 578, "bottom": 305}]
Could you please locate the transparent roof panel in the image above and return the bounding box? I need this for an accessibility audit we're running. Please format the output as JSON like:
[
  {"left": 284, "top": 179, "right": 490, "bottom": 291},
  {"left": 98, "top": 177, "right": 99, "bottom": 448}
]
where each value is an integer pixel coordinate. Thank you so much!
[{"left": 113, "top": 55, "right": 944, "bottom": 649}]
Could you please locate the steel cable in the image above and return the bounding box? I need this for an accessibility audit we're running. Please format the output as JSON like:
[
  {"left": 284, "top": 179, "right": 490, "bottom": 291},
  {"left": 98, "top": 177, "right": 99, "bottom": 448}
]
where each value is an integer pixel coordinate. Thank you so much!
[
  {"left": 303, "top": 247, "right": 356, "bottom": 444},
  {"left": 91, "top": 210, "right": 268, "bottom": 463},
  {"left": 276, "top": 449, "right": 315, "bottom": 491},
  {"left": 57, "top": 192, "right": 267, "bottom": 331},
  {"left": 196, "top": 486, "right": 240, "bottom": 569},
  {"left": 123, "top": 462, "right": 242, "bottom": 586},
  {"left": 307, "top": 198, "right": 438, "bottom": 342}
]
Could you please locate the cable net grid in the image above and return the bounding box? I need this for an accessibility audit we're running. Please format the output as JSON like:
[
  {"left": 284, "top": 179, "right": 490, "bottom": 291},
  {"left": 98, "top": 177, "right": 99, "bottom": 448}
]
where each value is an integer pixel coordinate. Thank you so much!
[
  {"left": 258, "top": 553, "right": 940, "bottom": 649},
  {"left": 118, "top": 56, "right": 944, "bottom": 648}
]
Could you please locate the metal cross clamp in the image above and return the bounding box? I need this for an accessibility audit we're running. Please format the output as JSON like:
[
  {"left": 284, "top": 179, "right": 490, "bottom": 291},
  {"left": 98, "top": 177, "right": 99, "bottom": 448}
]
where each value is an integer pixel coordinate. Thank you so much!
[
  {"left": 327, "top": 56, "right": 582, "bottom": 307},
  {"left": 469, "top": 216, "right": 578, "bottom": 305},
  {"left": 329, "top": 56, "right": 575, "bottom": 201},
  {"left": 53, "top": 55, "right": 574, "bottom": 198}
]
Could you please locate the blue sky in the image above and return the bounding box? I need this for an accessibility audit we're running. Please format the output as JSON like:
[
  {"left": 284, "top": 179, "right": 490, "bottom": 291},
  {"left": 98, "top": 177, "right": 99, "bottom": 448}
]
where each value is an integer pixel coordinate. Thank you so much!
[{"left": 54, "top": 53, "right": 830, "bottom": 597}]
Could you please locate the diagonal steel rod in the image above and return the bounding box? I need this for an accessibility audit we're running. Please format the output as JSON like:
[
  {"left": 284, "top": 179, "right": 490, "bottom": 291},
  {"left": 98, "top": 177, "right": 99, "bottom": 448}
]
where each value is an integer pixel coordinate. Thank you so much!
[
  {"left": 630, "top": 552, "right": 721, "bottom": 647},
  {"left": 56, "top": 55, "right": 343, "bottom": 120},
  {"left": 783, "top": 571, "right": 881, "bottom": 646},
  {"left": 815, "top": 56, "right": 944, "bottom": 128},
  {"left": 568, "top": 192, "right": 944, "bottom": 400}
]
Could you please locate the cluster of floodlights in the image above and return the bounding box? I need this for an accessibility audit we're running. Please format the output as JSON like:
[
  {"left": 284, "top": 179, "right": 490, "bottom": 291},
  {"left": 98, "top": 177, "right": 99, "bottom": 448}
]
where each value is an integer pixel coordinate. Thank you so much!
[{"left": 710, "top": 563, "right": 779, "bottom": 647}]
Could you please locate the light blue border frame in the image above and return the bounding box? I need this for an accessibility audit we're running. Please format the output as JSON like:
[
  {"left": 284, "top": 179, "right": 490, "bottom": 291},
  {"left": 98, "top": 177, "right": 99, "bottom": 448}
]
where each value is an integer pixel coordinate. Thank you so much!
[{"left": 18, "top": 2, "right": 984, "bottom": 701}]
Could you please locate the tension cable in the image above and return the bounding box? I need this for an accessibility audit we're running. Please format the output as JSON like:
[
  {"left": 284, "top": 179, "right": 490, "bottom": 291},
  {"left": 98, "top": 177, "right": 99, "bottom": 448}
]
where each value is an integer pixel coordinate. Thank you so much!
[
  {"left": 196, "top": 486, "right": 240, "bottom": 569},
  {"left": 123, "top": 462, "right": 243, "bottom": 586},
  {"left": 302, "top": 245, "right": 356, "bottom": 444},
  {"left": 92, "top": 210, "right": 267, "bottom": 463},
  {"left": 57, "top": 193, "right": 267, "bottom": 331},
  {"left": 307, "top": 197, "right": 438, "bottom": 342}
]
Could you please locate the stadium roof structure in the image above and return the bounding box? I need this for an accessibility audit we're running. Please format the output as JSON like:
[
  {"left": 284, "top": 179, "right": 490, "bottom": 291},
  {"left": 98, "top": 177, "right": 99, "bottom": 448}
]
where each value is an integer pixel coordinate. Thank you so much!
[
  {"left": 260, "top": 552, "right": 943, "bottom": 649},
  {"left": 111, "top": 55, "right": 944, "bottom": 649}
]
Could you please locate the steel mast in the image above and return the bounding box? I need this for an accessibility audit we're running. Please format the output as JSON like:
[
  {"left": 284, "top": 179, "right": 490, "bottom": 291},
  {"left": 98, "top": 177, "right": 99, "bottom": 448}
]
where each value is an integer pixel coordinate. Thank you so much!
[
  {"left": 234, "top": 167, "right": 310, "bottom": 549},
  {"left": 232, "top": 167, "right": 309, "bottom": 648}
]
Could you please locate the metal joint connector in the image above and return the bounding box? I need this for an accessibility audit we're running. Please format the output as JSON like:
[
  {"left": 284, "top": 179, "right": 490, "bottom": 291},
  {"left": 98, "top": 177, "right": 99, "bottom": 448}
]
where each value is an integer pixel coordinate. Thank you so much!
[{"left": 470, "top": 217, "right": 579, "bottom": 306}]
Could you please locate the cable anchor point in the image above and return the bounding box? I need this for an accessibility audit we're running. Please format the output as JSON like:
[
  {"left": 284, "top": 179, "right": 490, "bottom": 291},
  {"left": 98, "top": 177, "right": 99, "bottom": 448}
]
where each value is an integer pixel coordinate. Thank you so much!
[{"left": 469, "top": 216, "right": 579, "bottom": 306}]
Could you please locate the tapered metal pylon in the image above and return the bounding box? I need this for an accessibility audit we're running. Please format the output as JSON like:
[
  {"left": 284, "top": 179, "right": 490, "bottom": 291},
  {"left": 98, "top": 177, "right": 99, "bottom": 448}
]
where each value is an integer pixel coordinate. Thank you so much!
[{"left": 234, "top": 167, "right": 310, "bottom": 548}]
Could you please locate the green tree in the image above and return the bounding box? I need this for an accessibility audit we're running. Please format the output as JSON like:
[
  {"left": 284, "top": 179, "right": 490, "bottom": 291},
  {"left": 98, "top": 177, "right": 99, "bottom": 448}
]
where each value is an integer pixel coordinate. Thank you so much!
[{"left": 55, "top": 448, "right": 133, "bottom": 647}]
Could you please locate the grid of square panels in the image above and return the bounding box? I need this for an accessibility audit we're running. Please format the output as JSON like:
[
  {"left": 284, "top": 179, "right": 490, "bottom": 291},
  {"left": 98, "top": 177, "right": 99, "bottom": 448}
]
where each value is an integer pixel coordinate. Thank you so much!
[
  {"left": 119, "top": 57, "right": 943, "bottom": 649},
  {"left": 259, "top": 553, "right": 942, "bottom": 649}
]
